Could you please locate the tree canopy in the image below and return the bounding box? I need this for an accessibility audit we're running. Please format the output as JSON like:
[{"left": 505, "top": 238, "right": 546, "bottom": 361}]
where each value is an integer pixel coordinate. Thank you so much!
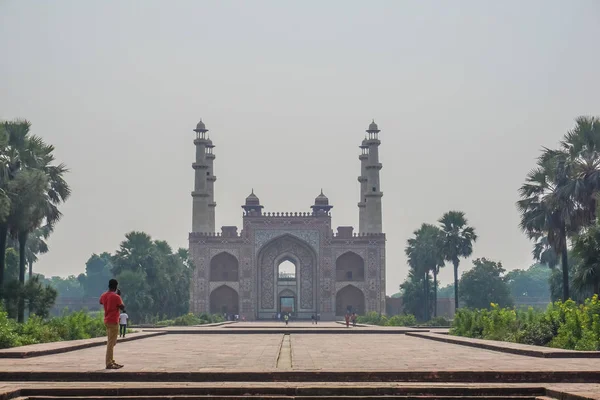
[{"left": 459, "top": 258, "right": 513, "bottom": 309}]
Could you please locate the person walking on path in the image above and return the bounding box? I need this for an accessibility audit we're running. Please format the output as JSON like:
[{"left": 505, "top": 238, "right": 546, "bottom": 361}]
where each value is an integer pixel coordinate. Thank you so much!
[
  {"left": 119, "top": 310, "right": 129, "bottom": 338},
  {"left": 345, "top": 313, "right": 350, "bottom": 327},
  {"left": 284, "top": 314, "right": 289, "bottom": 326},
  {"left": 99, "top": 279, "right": 124, "bottom": 369}
]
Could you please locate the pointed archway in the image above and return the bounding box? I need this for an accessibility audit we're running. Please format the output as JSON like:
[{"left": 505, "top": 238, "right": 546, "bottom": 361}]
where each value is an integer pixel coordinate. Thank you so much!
[
  {"left": 210, "top": 252, "right": 239, "bottom": 281},
  {"left": 257, "top": 234, "right": 317, "bottom": 319},
  {"left": 335, "top": 285, "right": 365, "bottom": 316},
  {"left": 209, "top": 285, "right": 239, "bottom": 315},
  {"left": 335, "top": 251, "right": 365, "bottom": 281}
]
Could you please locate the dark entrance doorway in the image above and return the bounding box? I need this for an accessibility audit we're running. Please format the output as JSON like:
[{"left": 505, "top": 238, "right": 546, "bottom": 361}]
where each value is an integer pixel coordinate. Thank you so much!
[
  {"left": 209, "top": 285, "right": 239, "bottom": 315},
  {"left": 279, "top": 296, "right": 295, "bottom": 314}
]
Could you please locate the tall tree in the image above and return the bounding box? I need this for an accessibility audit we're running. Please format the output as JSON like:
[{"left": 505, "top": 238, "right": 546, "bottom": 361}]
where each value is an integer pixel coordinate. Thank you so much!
[
  {"left": 110, "top": 232, "right": 190, "bottom": 322},
  {"left": 505, "top": 263, "right": 551, "bottom": 302},
  {"left": 572, "top": 224, "right": 600, "bottom": 295},
  {"left": 439, "top": 211, "right": 477, "bottom": 310},
  {"left": 459, "top": 258, "right": 513, "bottom": 309},
  {"left": 405, "top": 223, "right": 444, "bottom": 320},
  {"left": 518, "top": 117, "right": 600, "bottom": 302},
  {"left": 399, "top": 270, "right": 435, "bottom": 321},
  {"left": 6, "top": 169, "right": 48, "bottom": 321},
  {"left": 556, "top": 116, "right": 600, "bottom": 224},
  {"left": 78, "top": 253, "right": 114, "bottom": 298},
  {"left": 0, "top": 120, "right": 33, "bottom": 290},
  {"left": 517, "top": 150, "right": 579, "bottom": 302},
  {"left": 25, "top": 226, "right": 50, "bottom": 279},
  {"left": 1, "top": 121, "right": 70, "bottom": 321}
]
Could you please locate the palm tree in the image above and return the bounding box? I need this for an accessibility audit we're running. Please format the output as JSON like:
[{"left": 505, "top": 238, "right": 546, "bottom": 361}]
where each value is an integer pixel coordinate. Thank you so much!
[
  {"left": 557, "top": 116, "right": 600, "bottom": 224},
  {"left": 517, "top": 150, "right": 582, "bottom": 302},
  {"left": 0, "top": 120, "right": 31, "bottom": 290},
  {"left": 3, "top": 123, "right": 70, "bottom": 322},
  {"left": 405, "top": 223, "right": 444, "bottom": 321},
  {"left": 532, "top": 234, "right": 560, "bottom": 267},
  {"left": 25, "top": 226, "right": 50, "bottom": 279},
  {"left": 7, "top": 226, "right": 50, "bottom": 280},
  {"left": 572, "top": 225, "right": 600, "bottom": 295},
  {"left": 439, "top": 211, "right": 477, "bottom": 310}
]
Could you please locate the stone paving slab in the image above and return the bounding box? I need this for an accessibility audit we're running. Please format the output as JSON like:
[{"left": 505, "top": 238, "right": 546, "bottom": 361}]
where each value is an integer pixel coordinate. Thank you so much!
[
  {"left": 407, "top": 331, "right": 600, "bottom": 358},
  {"left": 0, "top": 334, "right": 599, "bottom": 374},
  {"left": 0, "top": 334, "right": 283, "bottom": 372},
  {"left": 289, "top": 334, "right": 600, "bottom": 371},
  {"left": 147, "top": 322, "right": 425, "bottom": 334},
  {"left": 131, "top": 321, "right": 236, "bottom": 329},
  {"left": 0, "top": 331, "right": 166, "bottom": 358}
]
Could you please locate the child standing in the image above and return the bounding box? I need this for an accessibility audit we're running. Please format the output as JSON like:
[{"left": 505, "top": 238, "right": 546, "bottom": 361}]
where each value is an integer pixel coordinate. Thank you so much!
[{"left": 119, "top": 310, "right": 129, "bottom": 338}]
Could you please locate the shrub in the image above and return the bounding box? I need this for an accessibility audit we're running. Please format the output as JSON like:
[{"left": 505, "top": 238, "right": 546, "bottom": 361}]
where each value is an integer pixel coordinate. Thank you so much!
[
  {"left": 451, "top": 296, "right": 600, "bottom": 350},
  {"left": 385, "top": 314, "right": 417, "bottom": 326},
  {"left": 356, "top": 311, "right": 387, "bottom": 325},
  {"left": 421, "top": 316, "right": 451, "bottom": 327},
  {"left": 157, "top": 313, "right": 225, "bottom": 326},
  {"left": 356, "top": 312, "right": 419, "bottom": 326},
  {"left": 0, "top": 309, "right": 107, "bottom": 349}
]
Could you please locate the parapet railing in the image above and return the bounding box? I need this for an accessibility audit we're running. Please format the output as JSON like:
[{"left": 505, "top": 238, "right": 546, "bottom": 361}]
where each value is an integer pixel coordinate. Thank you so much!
[
  {"left": 243, "top": 211, "right": 331, "bottom": 217},
  {"left": 189, "top": 232, "right": 243, "bottom": 238},
  {"left": 332, "top": 232, "right": 386, "bottom": 238}
]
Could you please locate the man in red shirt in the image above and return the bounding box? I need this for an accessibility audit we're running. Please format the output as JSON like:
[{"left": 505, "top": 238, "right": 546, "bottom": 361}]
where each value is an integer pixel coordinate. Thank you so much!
[{"left": 99, "top": 279, "right": 125, "bottom": 369}]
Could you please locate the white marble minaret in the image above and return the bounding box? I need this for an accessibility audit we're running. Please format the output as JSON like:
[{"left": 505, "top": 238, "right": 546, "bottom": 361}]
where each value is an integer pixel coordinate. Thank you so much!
[
  {"left": 359, "top": 120, "right": 383, "bottom": 234},
  {"left": 191, "top": 119, "right": 216, "bottom": 233}
]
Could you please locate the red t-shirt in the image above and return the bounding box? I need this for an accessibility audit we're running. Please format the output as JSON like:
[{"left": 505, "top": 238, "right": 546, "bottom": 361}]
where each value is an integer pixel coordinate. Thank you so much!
[{"left": 99, "top": 291, "right": 123, "bottom": 324}]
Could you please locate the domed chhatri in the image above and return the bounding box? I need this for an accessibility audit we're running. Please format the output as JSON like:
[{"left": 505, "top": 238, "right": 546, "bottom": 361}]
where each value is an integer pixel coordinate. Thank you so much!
[
  {"left": 245, "top": 189, "right": 260, "bottom": 205},
  {"left": 367, "top": 119, "right": 379, "bottom": 132},
  {"left": 195, "top": 119, "right": 207, "bottom": 132},
  {"left": 311, "top": 189, "right": 333, "bottom": 214},
  {"left": 314, "top": 189, "right": 329, "bottom": 205}
]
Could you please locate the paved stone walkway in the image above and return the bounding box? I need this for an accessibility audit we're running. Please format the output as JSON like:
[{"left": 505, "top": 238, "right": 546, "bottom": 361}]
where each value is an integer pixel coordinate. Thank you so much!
[{"left": 0, "top": 332, "right": 598, "bottom": 372}]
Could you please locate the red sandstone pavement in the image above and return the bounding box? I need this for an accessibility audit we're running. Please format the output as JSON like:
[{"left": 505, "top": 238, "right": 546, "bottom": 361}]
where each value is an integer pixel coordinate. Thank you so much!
[
  {"left": 1, "top": 322, "right": 600, "bottom": 399},
  {"left": 0, "top": 331, "right": 165, "bottom": 358},
  {"left": 0, "top": 332, "right": 599, "bottom": 372}
]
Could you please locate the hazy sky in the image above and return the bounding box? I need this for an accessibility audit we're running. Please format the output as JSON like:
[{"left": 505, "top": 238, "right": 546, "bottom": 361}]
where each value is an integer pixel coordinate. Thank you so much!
[{"left": 1, "top": 1, "right": 599, "bottom": 294}]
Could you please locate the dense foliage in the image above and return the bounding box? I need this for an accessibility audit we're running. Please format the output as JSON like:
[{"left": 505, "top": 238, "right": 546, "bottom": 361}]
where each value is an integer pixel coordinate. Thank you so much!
[
  {"left": 459, "top": 258, "right": 513, "bottom": 309},
  {"left": 0, "top": 120, "right": 70, "bottom": 322},
  {"left": 0, "top": 308, "right": 105, "bottom": 349},
  {"left": 452, "top": 295, "right": 600, "bottom": 350},
  {"left": 156, "top": 313, "right": 224, "bottom": 327},
  {"left": 36, "top": 232, "right": 191, "bottom": 324},
  {"left": 399, "top": 272, "right": 435, "bottom": 321},
  {"left": 111, "top": 232, "right": 191, "bottom": 323},
  {"left": 518, "top": 116, "right": 600, "bottom": 301},
  {"left": 404, "top": 223, "right": 444, "bottom": 320},
  {"left": 505, "top": 263, "right": 551, "bottom": 302},
  {"left": 357, "top": 311, "right": 417, "bottom": 327},
  {"left": 400, "top": 211, "right": 477, "bottom": 320}
]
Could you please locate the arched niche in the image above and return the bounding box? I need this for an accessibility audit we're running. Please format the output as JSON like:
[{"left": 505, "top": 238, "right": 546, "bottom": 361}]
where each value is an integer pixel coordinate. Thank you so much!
[
  {"left": 210, "top": 252, "right": 239, "bottom": 282},
  {"left": 335, "top": 251, "right": 365, "bottom": 281}
]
